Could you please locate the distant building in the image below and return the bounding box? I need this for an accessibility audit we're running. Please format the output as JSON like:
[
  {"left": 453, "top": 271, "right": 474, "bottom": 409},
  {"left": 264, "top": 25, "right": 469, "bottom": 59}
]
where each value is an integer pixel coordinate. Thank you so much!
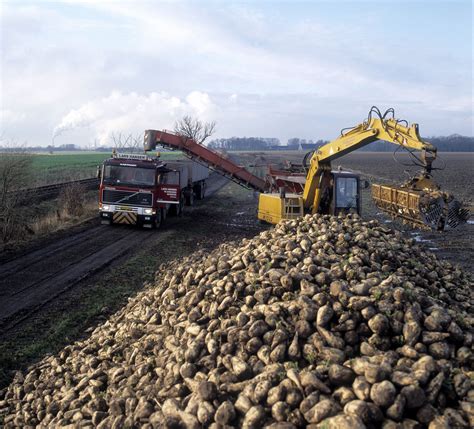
[{"left": 269, "top": 145, "right": 300, "bottom": 151}]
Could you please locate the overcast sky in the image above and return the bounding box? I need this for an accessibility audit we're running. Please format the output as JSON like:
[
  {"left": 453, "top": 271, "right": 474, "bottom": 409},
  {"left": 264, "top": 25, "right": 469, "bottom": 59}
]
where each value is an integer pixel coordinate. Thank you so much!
[{"left": 0, "top": 0, "right": 472, "bottom": 147}]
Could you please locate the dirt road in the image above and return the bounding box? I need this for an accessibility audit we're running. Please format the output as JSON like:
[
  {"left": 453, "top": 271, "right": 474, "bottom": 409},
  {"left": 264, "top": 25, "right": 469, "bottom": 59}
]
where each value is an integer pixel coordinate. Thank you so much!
[{"left": 0, "top": 173, "right": 232, "bottom": 333}]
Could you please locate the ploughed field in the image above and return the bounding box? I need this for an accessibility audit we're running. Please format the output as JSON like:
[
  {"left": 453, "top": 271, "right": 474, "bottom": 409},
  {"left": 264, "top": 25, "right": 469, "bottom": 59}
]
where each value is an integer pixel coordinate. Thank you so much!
[
  {"left": 335, "top": 152, "right": 473, "bottom": 209},
  {"left": 239, "top": 151, "right": 474, "bottom": 272},
  {"left": 240, "top": 152, "right": 473, "bottom": 207}
]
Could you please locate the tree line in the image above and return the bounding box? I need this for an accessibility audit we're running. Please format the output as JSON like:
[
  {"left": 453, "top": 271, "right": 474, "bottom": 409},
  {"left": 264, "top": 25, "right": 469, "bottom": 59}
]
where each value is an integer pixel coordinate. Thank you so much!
[
  {"left": 208, "top": 137, "right": 281, "bottom": 151},
  {"left": 354, "top": 135, "right": 474, "bottom": 152},
  {"left": 1, "top": 135, "right": 472, "bottom": 153},
  {"left": 207, "top": 135, "right": 473, "bottom": 152}
]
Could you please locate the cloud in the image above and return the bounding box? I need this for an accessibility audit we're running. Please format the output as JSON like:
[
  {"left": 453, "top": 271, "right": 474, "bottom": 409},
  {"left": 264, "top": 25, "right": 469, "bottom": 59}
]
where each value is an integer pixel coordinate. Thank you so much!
[
  {"left": 0, "top": 1, "right": 472, "bottom": 146},
  {"left": 52, "top": 91, "right": 216, "bottom": 145},
  {"left": 0, "top": 109, "right": 26, "bottom": 124},
  {"left": 185, "top": 92, "right": 215, "bottom": 117}
]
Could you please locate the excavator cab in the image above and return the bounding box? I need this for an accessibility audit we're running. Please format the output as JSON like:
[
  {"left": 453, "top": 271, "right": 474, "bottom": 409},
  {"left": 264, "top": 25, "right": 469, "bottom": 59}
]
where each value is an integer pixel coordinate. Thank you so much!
[
  {"left": 257, "top": 171, "right": 362, "bottom": 224},
  {"left": 317, "top": 171, "right": 362, "bottom": 215},
  {"left": 331, "top": 171, "right": 361, "bottom": 215}
]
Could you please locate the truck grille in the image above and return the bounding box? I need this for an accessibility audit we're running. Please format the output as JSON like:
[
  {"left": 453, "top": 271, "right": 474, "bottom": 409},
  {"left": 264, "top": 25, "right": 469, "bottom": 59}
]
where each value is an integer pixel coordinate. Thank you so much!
[{"left": 102, "top": 189, "right": 153, "bottom": 207}]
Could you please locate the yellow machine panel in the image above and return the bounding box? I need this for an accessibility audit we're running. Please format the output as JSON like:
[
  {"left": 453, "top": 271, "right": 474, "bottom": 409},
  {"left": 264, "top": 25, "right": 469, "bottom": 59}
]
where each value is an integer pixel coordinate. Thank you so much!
[
  {"left": 258, "top": 193, "right": 304, "bottom": 224},
  {"left": 372, "top": 183, "right": 447, "bottom": 230}
]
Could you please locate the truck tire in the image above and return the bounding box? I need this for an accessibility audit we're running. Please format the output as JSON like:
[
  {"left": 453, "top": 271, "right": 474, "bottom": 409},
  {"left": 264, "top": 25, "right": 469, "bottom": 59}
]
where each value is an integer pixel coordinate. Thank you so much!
[
  {"left": 154, "top": 210, "right": 162, "bottom": 229},
  {"left": 194, "top": 181, "right": 205, "bottom": 200},
  {"left": 186, "top": 192, "right": 194, "bottom": 206},
  {"left": 193, "top": 184, "right": 200, "bottom": 200},
  {"left": 170, "top": 197, "right": 184, "bottom": 216}
]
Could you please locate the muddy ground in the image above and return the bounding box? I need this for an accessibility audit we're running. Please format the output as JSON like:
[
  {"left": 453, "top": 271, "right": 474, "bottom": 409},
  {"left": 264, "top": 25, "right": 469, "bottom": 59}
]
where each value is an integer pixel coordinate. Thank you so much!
[
  {"left": 0, "top": 174, "right": 229, "bottom": 328},
  {"left": 0, "top": 174, "right": 267, "bottom": 387},
  {"left": 240, "top": 151, "right": 474, "bottom": 272}
]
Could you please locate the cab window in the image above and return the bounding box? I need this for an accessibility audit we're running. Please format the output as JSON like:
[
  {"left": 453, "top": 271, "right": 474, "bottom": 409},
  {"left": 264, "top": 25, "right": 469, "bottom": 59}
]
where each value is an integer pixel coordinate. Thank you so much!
[
  {"left": 103, "top": 166, "right": 155, "bottom": 186},
  {"left": 335, "top": 177, "right": 358, "bottom": 209},
  {"left": 165, "top": 171, "right": 180, "bottom": 185}
]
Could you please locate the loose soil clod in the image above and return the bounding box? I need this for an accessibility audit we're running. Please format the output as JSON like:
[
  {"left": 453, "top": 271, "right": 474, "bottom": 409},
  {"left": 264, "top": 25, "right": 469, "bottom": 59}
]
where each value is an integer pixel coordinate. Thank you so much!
[{"left": 0, "top": 213, "right": 473, "bottom": 428}]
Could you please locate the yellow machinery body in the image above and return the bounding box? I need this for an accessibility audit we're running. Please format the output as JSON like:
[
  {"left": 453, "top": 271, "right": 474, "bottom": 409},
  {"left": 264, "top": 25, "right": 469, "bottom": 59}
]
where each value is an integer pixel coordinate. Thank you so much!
[
  {"left": 256, "top": 107, "right": 469, "bottom": 230},
  {"left": 258, "top": 193, "right": 304, "bottom": 224},
  {"left": 372, "top": 183, "right": 432, "bottom": 229},
  {"left": 372, "top": 178, "right": 469, "bottom": 230},
  {"left": 259, "top": 171, "right": 362, "bottom": 223}
]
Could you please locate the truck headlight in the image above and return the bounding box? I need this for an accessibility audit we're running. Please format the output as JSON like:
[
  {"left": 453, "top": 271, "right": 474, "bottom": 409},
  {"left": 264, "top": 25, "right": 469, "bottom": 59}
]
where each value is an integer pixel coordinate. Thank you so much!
[
  {"left": 144, "top": 208, "right": 153, "bottom": 215},
  {"left": 102, "top": 204, "right": 111, "bottom": 211}
]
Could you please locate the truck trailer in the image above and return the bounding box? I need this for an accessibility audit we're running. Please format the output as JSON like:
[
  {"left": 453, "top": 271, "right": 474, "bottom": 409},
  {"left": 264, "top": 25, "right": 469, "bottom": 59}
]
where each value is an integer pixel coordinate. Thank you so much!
[{"left": 98, "top": 152, "right": 209, "bottom": 228}]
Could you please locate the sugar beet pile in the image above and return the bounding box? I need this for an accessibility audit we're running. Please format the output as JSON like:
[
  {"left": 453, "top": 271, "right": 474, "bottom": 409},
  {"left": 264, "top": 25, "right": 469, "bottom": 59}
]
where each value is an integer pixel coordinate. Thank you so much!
[{"left": 1, "top": 214, "right": 473, "bottom": 428}]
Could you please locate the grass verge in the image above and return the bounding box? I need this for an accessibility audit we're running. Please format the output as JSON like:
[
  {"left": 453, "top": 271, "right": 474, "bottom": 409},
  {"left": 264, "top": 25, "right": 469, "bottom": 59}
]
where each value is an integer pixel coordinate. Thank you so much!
[
  {"left": 0, "top": 190, "right": 99, "bottom": 257},
  {"left": 30, "top": 151, "right": 184, "bottom": 186}
]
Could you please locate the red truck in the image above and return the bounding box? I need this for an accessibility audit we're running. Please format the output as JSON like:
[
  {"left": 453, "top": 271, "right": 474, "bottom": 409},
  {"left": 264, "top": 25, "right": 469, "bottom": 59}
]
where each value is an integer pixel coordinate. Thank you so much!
[{"left": 98, "top": 152, "right": 209, "bottom": 228}]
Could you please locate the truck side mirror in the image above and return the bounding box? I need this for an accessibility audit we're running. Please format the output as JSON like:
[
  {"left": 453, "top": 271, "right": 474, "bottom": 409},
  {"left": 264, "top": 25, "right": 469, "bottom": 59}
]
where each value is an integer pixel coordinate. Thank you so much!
[
  {"left": 97, "top": 165, "right": 101, "bottom": 180},
  {"left": 362, "top": 180, "right": 370, "bottom": 189}
]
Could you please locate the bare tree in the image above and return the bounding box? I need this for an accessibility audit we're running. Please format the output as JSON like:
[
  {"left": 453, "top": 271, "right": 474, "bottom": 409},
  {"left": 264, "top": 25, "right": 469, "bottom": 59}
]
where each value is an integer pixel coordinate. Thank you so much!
[
  {"left": 174, "top": 116, "right": 216, "bottom": 144},
  {"left": 0, "top": 140, "right": 33, "bottom": 243},
  {"left": 110, "top": 133, "right": 143, "bottom": 153},
  {"left": 131, "top": 134, "right": 144, "bottom": 152}
]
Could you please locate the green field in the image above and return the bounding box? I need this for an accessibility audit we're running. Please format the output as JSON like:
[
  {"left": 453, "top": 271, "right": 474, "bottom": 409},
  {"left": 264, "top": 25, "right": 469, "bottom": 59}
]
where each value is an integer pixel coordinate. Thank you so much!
[{"left": 28, "top": 151, "right": 183, "bottom": 185}]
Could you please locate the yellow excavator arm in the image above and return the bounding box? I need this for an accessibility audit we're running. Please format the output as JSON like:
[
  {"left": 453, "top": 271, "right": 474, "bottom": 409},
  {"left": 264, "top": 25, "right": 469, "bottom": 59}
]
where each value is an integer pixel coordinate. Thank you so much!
[
  {"left": 303, "top": 112, "right": 436, "bottom": 213},
  {"left": 258, "top": 106, "right": 468, "bottom": 229}
]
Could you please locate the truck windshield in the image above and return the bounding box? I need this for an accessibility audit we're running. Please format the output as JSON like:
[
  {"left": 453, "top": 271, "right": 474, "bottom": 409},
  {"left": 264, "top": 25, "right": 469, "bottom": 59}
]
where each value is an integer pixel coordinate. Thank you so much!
[
  {"left": 103, "top": 165, "right": 155, "bottom": 187},
  {"left": 335, "top": 177, "right": 358, "bottom": 208}
]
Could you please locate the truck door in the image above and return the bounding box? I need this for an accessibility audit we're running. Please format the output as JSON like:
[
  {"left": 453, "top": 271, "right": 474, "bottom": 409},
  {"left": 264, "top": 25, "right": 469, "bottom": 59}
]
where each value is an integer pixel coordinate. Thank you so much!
[{"left": 156, "top": 171, "right": 180, "bottom": 205}]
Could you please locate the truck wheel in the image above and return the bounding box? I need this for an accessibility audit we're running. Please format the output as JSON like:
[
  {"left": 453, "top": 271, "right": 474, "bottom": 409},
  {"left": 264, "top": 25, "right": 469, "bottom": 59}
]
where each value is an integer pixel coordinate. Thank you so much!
[
  {"left": 178, "top": 196, "right": 185, "bottom": 216},
  {"left": 194, "top": 182, "right": 205, "bottom": 200},
  {"left": 170, "top": 198, "right": 183, "bottom": 216},
  {"left": 154, "top": 210, "right": 162, "bottom": 229},
  {"left": 170, "top": 203, "right": 177, "bottom": 216},
  {"left": 186, "top": 192, "right": 194, "bottom": 206}
]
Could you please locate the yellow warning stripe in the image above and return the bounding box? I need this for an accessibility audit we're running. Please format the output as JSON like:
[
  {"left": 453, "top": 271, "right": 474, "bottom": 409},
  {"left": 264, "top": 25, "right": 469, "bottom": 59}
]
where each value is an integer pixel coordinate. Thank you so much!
[{"left": 113, "top": 211, "right": 138, "bottom": 225}]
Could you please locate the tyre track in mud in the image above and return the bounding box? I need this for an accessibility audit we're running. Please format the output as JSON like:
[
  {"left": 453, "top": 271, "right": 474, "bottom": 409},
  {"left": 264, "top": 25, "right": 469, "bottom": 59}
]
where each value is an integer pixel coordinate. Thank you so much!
[
  {"left": 0, "top": 229, "right": 155, "bottom": 332},
  {"left": 0, "top": 173, "right": 231, "bottom": 334},
  {"left": 0, "top": 225, "right": 116, "bottom": 278}
]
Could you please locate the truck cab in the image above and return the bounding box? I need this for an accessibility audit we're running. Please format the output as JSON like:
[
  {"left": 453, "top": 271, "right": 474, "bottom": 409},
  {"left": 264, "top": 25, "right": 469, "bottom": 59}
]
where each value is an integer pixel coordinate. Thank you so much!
[
  {"left": 98, "top": 153, "right": 178, "bottom": 228},
  {"left": 99, "top": 153, "right": 209, "bottom": 228}
]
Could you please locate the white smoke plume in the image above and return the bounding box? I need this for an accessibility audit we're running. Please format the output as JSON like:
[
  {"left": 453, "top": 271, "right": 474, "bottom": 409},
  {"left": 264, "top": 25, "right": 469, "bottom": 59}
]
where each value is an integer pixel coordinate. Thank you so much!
[{"left": 52, "top": 90, "right": 216, "bottom": 145}]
